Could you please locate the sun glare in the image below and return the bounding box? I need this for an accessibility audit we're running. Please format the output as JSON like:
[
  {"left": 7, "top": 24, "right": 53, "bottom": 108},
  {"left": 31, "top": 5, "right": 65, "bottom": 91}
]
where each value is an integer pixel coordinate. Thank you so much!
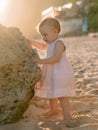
[
  {"left": 63, "top": 3, "right": 72, "bottom": 9},
  {"left": 0, "top": 0, "right": 8, "bottom": 12}
]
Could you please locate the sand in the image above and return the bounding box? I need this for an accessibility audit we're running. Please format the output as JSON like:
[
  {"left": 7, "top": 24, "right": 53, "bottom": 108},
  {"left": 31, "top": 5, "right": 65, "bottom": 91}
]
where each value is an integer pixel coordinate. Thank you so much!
[{"left": 0, "top": 36, "right": 98, "bottom": 130}]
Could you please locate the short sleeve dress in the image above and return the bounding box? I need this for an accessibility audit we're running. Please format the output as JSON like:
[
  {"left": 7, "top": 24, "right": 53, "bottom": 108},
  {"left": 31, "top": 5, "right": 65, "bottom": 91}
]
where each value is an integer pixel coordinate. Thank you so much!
[{"left": 35, "top": 38, "right": 76, "bottom": 98}]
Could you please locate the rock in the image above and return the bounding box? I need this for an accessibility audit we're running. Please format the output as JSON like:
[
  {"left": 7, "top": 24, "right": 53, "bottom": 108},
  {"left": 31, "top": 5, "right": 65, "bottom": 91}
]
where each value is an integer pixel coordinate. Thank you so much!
[{"left": 0, "top": 24, "right": 41, "bottom": 125}]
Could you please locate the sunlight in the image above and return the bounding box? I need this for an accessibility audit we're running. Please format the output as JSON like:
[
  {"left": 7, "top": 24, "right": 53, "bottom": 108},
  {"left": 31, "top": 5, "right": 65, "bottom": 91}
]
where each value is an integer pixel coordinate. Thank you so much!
[
  {"left": 63, "top": 3, "right": 72, "bottom": 9},
  {"left": 42, "top": 7, "right": 55, "bottom": 19},
  {"left": 0, "top": 0, "right": 8, "bottom": 12}
]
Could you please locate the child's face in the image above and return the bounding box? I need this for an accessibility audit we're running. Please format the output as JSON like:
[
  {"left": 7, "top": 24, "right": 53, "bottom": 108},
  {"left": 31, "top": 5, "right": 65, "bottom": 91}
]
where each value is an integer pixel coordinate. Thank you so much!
[{"left": 39, "top": 25, "right": 58, "bottom": 44}]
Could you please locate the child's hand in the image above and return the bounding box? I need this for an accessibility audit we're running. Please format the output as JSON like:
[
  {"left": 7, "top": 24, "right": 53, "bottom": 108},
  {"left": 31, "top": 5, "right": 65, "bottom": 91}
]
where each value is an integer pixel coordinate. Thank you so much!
[
  {"left": 32, "top": 57, "right": 43, "bottom": 64},
  {"left": 27, "top": 39, "right": 32, "bottom": 45}
]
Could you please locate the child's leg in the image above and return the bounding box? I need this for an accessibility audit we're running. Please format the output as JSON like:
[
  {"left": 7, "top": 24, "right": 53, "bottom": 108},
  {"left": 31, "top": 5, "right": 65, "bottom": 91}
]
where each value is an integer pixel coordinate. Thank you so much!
[
  {"left": 58, "top": 97, "right": 72, "bottom": 121},
  {"left": 42, "top": 98, "right": 58, "bottom": 117},
  {"left": 50, "top": 98, "right": 58, "bottom": 113}
]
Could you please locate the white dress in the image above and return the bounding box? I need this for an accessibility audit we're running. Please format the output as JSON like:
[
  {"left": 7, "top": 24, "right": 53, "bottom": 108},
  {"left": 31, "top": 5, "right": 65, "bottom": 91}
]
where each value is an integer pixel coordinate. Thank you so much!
[{"left": 35, "top": 38, "right": 76, "bottom": 98}]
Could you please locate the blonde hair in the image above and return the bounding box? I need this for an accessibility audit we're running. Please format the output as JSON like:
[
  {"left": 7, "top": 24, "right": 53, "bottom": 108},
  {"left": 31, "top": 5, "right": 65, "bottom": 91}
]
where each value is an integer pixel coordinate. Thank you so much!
[{"left": 37, "top": 17, "right": 61, "bottom": 33}]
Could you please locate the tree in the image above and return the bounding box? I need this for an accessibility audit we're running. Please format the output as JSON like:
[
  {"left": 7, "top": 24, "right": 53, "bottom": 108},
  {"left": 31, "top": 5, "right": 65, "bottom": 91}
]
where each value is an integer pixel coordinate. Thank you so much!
[{"left": 88, "top": 0, "right": 98, "bottom": 32}]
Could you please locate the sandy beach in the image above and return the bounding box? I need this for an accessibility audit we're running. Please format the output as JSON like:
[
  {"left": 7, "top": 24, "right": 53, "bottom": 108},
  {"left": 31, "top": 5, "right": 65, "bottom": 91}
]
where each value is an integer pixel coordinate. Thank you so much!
[{"left": 0, "top": 36, "right": 98, "bottom": 130}]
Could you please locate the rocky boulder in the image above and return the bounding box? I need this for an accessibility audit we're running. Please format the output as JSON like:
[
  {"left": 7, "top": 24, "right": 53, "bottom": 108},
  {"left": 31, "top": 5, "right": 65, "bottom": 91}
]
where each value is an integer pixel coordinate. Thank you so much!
[{"left": 0, "top": 24, "right": 41, "bottom": 125}]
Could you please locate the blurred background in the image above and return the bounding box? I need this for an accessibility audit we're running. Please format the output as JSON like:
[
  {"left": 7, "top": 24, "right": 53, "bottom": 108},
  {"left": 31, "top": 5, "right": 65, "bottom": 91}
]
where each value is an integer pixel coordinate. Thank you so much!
[{"left": 0, "top": 0, "right": 97, "bottom": 38}]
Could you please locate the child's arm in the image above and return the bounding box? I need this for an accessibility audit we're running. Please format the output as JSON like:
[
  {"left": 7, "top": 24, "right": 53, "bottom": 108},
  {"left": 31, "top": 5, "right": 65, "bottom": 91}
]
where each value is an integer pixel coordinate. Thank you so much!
[
  {"left": 32, "top": 40, "right": 65, "bottom": 64},
  {"left": 28, "top": 39, "right": 47, "bottom": 50}
]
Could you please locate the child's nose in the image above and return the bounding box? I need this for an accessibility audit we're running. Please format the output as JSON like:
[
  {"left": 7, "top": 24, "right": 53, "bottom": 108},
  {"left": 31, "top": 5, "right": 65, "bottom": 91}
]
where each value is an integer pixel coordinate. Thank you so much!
[{"left": 42, "top": 37, "right": 45, "bottom": 41}]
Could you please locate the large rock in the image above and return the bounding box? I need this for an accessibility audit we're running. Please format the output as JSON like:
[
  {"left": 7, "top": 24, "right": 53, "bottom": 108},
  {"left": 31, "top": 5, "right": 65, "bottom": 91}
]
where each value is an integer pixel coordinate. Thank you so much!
[{"left": 0, "top": 24, "right": 41, "bottom": 125}]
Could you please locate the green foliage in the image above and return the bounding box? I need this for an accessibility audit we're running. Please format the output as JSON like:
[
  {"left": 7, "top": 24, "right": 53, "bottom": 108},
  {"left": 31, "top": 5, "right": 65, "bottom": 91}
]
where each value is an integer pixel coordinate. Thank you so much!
[{"left": 88, "top": 1, "right": 98, "bottom": 32}]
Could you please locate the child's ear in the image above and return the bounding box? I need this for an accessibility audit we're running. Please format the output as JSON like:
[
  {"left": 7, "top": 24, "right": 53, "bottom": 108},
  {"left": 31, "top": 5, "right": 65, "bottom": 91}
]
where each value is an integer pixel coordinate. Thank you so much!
[{"left": 54, "top": 29, "right": 58, "bottom": 34}]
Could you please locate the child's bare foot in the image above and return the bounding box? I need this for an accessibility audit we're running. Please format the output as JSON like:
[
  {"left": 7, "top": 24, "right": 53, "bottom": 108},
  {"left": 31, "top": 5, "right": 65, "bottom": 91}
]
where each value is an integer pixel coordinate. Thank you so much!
[
  {"left": 41, "top": 110, "right": 59, "bottom": 118},
  {"left": 63, "top": 116, "right": 72, "bottom": 122},
  {"left": 63, "top": 111, "right": 78, "bottom": 121}
]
